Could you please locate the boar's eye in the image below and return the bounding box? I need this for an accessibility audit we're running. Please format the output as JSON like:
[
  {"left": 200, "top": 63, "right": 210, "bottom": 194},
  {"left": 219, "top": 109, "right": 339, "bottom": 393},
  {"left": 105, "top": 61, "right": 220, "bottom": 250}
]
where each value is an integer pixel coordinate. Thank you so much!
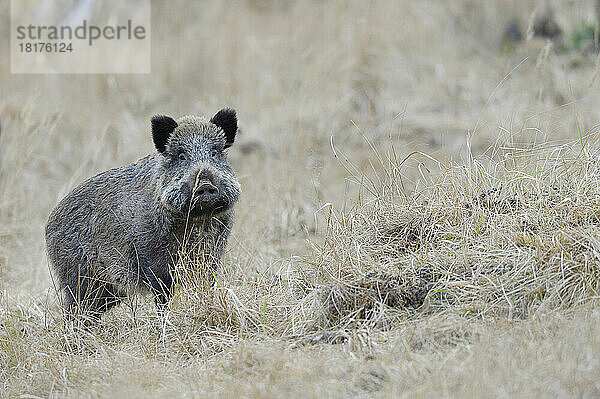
[
  {"left": 210, "top": 149, "right": 220, "bottom": 158},
  {"left": 178, "top": 152, "right": 189, "bottom": 162}
]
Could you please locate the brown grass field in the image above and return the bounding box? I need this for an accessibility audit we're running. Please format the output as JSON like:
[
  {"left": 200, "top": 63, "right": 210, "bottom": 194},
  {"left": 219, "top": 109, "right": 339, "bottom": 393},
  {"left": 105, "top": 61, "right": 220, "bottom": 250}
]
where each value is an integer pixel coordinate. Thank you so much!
[{"left": 2, "top": 0, "right": 600, "bottom": 397}]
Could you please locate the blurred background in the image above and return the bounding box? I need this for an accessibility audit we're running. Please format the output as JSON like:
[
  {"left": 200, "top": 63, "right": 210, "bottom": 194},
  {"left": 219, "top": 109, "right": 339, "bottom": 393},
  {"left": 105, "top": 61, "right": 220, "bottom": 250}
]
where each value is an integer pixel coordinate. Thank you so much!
[{"left": 1, "top": 0, "right": 599, "bottom": 305}]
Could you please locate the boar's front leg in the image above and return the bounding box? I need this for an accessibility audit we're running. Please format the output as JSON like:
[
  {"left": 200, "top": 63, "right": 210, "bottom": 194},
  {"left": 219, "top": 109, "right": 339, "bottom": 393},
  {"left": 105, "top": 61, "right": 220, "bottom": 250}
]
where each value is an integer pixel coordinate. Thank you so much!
[
  {"left": 199, "top": 221, "right": 231, "bottom": 283},
  {"left": 143, "top": 261, "right": 174, "bottom": 310}
]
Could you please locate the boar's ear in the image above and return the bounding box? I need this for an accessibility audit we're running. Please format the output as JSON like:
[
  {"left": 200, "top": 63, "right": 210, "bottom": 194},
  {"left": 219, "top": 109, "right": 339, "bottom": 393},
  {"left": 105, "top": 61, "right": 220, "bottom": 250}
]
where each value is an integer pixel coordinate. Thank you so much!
[
  {"left": 151, "top": 115, "right": 178, "bottom": 153},
  {"left": 210, "top": 108, "right": 237, "bottom": 149}
]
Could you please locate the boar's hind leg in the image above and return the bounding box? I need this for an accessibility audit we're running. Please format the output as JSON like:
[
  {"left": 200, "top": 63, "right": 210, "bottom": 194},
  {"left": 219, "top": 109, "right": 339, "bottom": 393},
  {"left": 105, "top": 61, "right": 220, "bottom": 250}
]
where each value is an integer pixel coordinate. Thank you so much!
[
  {"left": 64, "top": 275, "right": 122, "bottom": 319},
  {"left": 93, "top": 284, "right": 123, "bottom": 314}
]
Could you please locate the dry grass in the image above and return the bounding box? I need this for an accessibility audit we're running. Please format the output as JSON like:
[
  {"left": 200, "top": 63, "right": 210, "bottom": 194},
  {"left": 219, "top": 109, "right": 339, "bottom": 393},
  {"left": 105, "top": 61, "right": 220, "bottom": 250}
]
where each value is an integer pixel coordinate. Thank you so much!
[{"left": 2, "top": 0, "right": 600, "bottom": 397}]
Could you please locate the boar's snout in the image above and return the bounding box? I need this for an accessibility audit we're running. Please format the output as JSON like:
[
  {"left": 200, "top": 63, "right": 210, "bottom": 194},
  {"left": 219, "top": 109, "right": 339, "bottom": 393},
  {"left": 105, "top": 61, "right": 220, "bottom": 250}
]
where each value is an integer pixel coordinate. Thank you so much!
[{"left": 194, "top": 180, "right": 219, "bottom": 204}]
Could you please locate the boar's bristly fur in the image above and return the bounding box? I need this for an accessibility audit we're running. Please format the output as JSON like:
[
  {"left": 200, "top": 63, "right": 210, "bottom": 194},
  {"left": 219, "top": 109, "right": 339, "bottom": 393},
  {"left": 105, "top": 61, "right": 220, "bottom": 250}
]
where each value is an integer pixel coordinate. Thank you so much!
[{"left": 45, "top": 109, "right": 241, "bottom": 319}]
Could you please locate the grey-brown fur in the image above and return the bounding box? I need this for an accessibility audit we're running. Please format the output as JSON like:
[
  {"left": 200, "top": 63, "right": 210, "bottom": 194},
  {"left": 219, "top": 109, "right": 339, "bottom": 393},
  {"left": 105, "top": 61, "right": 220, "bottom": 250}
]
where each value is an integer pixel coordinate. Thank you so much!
[{"left": 45, "top": 109, "right": 241, "bottom": 318}]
